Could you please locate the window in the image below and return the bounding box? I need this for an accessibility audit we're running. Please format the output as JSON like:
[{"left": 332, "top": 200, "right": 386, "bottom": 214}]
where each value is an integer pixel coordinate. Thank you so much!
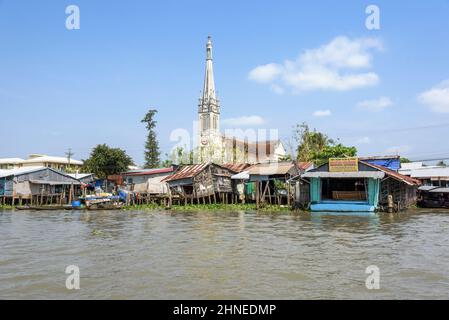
[{"left": 321, "top": 178, "right": 367, "bottom": 201}]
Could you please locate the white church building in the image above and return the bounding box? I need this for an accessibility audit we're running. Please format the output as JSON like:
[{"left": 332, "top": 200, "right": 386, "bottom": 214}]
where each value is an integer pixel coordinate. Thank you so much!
[{"left": 197, "top": 36, "right": 286, "bottom": 164}]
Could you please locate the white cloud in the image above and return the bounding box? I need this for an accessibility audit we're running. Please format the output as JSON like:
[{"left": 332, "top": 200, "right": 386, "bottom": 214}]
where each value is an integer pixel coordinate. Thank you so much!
[
  {"left": 248, "top": 63, "right": 282, "bottom": 83},
  {"left": 312, "top": 109, "right": 332, "bottom": 117},
  {"left": 270, "top": 84, "right": 285, "bottom": 95},
  {"left": 418, "top": 80, "right": 449, "bottom": 113},
  {"left": 356, "top": 96, "right": 393, "bottom": 112},
  {"left": 356, "top": 137, "right": 371, "bottom": 144},
  {"left": 222, "top": 116, "right": 266, "bottom": 127},
  {"left": 248, "top": 36, "right": 383, "bottom": 93},
  {"left": 385, "top": 145, "right": 411, "bottom": 155}
]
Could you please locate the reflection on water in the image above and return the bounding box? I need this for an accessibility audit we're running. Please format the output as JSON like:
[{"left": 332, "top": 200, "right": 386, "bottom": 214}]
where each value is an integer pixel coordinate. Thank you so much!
[{"left": 1, "top": 208, "right": 449, "bottom": 299}]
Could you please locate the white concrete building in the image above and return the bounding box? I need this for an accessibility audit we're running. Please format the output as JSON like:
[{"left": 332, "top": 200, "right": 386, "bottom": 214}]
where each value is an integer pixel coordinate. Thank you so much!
[{"left": 0, "top": 154, "right": 83, "bottom": 171}]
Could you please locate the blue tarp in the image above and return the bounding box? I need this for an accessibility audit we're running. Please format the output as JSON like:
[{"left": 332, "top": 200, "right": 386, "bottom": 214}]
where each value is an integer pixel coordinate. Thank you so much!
[
  {"left": 364, "top": 158, "right": 400, "bottom": 171},
  {"left": 95, "top": 179, "right": 104, "bottom": 187}
]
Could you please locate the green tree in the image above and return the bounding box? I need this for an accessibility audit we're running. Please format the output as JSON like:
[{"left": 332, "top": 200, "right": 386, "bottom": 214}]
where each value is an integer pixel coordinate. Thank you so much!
[
  {"left": 400, "top": 157, "right": 411, "bottom": 163},
  {"left": 160, "top": 153, "right": 172, "bottom": 168},
  {"left": 82, "top": 144, "right": 134, "bottom": 179},
  {"left": 292, "top": 122, "right": 357, "bottom": 166},
  {"left": 294, "top": 122, "right": 334, "bottom": 162},
  {"left": 311, "top": 144, "right": 357, "bottom": 166},
  {"left": 141, "top": 109, "right": 160, "bottom": 168}
]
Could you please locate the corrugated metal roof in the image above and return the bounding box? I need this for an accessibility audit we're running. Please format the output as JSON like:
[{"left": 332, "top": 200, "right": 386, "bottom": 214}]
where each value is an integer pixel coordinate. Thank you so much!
[
  {"left": 67, "top": 173, "right": 94, "bottom": 180},
  {"left": 221, "top": 163, "right": 252, "bottom": 173},
  {"left": 410, "top": 167, "right": 449, "bottom": 178},
  {"left": 248, "top": 162, "right": 296, "bottom": 176},
  {"left": 298, "top": 162, "right": 313, "bottom": 171},
  {"left": 429, "top": 187, "right": 449, "bottom": 193},
  {"left": 162, "top": 163, "right": 210, "bottom": 182},
  {"left": 400, "top": 162, "right": 424, "bottom": 170},
  {"left": 0, "top": 166, "right": 82, "bottom": 183},
  {"left": 123, "top": 167, "right": 174, "bottom": 177},
  {"left": 302, "top": 171, "right": 386, "bottom": 179},
  {"left": 0, "top": 166, "right": 46, "bottom": 178},
  {"left": 418, "top": 186, "right": 438, "bottom": 191},
  {"left": 361, "top": 161, "right": 420, "bottom": 186}
]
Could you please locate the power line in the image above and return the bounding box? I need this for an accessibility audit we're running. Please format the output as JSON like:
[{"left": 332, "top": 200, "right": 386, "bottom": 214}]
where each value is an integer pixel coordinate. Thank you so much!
[{"left": 408, "top": 156, "right": 449, "bottom": 162}]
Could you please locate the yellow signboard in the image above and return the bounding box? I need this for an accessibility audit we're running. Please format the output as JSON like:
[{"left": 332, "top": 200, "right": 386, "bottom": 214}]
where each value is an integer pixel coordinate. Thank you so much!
[{"left": 328, "top": 157, "right": 359, "bottom": 172}]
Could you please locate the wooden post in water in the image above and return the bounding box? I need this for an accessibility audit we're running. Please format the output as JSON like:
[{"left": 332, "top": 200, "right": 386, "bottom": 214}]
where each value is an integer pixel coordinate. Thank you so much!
[
  {"left": 267, "top": 184, "right": 272, "bottom": 205},
  {"left": 255, "top": 181, "right": 260, "bottom": 210},
  {"left": 387, "top": 195, "right": 394, "bottom": 213},
  {"left": 68, "top": 183, "right": 73, "bottom": 205},
  {"left": 167, "top": 185, "right": 172, "bottom": 209}
]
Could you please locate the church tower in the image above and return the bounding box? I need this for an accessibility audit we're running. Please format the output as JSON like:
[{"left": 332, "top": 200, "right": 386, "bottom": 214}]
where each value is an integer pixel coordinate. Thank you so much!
[{"left": 198, "top": 36, "right": 221, "bottom": 148}]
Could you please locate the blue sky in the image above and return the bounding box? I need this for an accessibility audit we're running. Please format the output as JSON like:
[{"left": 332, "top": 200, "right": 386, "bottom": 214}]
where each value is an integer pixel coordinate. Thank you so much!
[{"left": 1, "top": 0, "right": 449, "bottom": 165}]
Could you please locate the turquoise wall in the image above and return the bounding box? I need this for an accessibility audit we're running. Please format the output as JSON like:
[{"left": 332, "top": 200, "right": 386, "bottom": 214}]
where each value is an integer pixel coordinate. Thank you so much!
[
  {"left": 367, "top": 178, "right": 380, "bottom": 207},
  {"left": 310, "top": 178, "right": 321, "bottom": 203},
  {"left": 309, "top": 177, "right": 381, "bottom": 208}
]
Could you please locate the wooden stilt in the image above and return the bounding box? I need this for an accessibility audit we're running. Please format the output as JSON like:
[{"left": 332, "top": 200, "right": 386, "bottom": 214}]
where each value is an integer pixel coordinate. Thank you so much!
[
  {"left": 255, "top": 181, "right": 260, "bottom": 210},
  {"left": 267, "top": 184, "right": 272, "bottom": 204}
]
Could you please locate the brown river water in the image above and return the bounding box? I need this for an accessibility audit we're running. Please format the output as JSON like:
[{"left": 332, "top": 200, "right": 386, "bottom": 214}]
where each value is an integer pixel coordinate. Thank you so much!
[{"left": 1, "top": 208, "right": 449, "bottom": 299}]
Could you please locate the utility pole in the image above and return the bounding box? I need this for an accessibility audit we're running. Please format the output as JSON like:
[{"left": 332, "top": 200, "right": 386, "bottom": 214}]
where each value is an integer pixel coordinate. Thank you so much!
[{"left": 65, "top": 148, "right": 74, "bottom": 168}]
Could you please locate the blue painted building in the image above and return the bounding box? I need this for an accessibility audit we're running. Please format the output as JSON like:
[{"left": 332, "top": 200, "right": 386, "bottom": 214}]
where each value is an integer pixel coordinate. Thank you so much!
[{"left": 302, "top": 159, "right": 418, "bottom": 212}]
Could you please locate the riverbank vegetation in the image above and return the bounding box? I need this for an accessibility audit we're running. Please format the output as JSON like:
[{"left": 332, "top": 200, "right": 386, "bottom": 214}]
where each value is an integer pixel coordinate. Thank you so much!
[{"left": 123, "top": 203, "right": 292, "bottom": 212}]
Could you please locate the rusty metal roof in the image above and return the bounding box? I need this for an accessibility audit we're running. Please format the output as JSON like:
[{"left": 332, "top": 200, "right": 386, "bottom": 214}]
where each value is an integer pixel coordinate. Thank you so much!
[
  {"left": 361, "top": 161, "right": 420, "bottom": 186},
  {"left": 221, "top": 163, "right": 252, "bottom": 173},
  {"left": 162, "top": 163, "right": 210, "bottom": 182},
  {"left": 297, "top": 162, "right": 313, "bottom": 171}
]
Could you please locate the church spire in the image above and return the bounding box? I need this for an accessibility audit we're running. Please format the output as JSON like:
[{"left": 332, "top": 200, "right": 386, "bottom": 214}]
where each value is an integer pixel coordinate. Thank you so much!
[
  {"left": 198, "top": 36, "right": 220, "bottom": 136},
  {"left": 202, "top": 36, "right": 216, "bottom": 102}
]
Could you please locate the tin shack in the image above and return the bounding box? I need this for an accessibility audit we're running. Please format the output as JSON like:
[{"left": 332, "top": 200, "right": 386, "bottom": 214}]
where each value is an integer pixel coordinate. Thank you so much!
[
  {"left": 301, "top": 158, "right": 419, "bottom": 212},
  {"left": 162, "top": 163, "right": 237, "bottom": 205},
  {"left": 0, "top": 167, "right": 81, "bottom": 205}
]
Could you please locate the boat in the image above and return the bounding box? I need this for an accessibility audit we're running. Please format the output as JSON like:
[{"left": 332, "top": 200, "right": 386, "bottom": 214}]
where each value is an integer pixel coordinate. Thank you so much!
[
  {"left": 417, "top": 186, "right": 449, "bottom": 208},
  {"left": 15, "top": 205, "right": 75, "bottom": 211}
]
